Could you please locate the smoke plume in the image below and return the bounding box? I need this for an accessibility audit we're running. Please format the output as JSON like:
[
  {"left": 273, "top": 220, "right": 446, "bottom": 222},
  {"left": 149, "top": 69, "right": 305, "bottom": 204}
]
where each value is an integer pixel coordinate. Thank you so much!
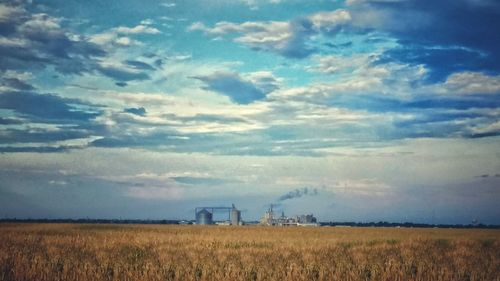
[{"left": 278, "top": 187, "right": 318, "bottom": 202}]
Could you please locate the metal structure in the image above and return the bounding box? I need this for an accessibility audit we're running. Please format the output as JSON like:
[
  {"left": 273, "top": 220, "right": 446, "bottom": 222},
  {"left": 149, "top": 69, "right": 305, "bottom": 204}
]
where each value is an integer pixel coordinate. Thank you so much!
[{"left": 195, "top": 204, "right": 242, "bottom": 225}]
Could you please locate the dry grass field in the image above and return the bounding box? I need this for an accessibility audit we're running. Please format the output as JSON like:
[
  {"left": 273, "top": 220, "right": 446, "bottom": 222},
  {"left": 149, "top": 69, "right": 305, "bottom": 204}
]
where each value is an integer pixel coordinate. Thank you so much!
[{"left": 0, "top": 223, "right": 498, "bottom": 281}]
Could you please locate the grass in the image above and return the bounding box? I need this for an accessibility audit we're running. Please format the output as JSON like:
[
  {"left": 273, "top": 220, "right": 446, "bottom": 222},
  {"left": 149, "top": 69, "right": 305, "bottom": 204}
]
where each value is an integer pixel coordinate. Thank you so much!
[{"left": 0, "top": 223, "right": 499, "bottom": 280}]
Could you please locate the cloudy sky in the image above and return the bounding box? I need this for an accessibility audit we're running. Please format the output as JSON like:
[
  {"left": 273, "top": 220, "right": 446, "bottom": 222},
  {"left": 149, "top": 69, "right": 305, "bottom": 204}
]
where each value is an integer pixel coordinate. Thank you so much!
[{"left": 1, "top": 0, "right": 499, "bottom": 224}]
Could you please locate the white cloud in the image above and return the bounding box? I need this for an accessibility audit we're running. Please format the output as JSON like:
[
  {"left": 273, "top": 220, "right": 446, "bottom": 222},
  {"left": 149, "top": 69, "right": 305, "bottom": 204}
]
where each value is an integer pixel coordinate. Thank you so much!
[
  {"left": 20, "top": 12, "right": 62, "bottom": 32},
  {"left": 140, "top": 19, "right": 154, "bottom": 25},
  {"left": 307, "top": 54, "right": 369, "bottom": 74},
  {"left": 189, "top": 20, "right": 290, "bottom": 40},
  {"left": 2, "top": 70, "right": 33, "bottom": 81},
  {"left": 95, "top": 86, "right": 271, "bottom": 134},
  {"left": 188, "top": 8, "right": 355, "bottom": 57},
  {"left": 234, "top": 21, "right": 291, "bottom": 48},
  {"left": 187, "top": 21, "right": 208, "bottom": 32},
  {"left": 188, "top": 20, "right": 294, "bottom": 55},
  {"left": 238, "top": 0, "right": 288, "bottom": 10},
  {"left": 114, "top": 36, "right": 133, "bottom": 46},
  {"left": 89, "top": 23, "right": 161, "bottom": 47},
  {"left": 160, "top": 2, "right": 176, "bottom": 8},
  {"left": 49, "top": 180, "right": 67, "bottom": 186},
  {"left": 298, "top": 54, "right": 427, "bottom": 97},
  {"left": 90, "top": 32, "right": 139, "bottom": 47},
  {"left": 309, "top": 9, "right": 351, "bottom": 30},
  {"left": 0, "top": 37, "right": 27, "bottom": 48},
  {"left": 275, "top": 69, "right": 382, "bottom": 97},
  {"left": 240, "top": 0, "right": 259, "bottom": 10},
  {"left": 0, "top": 4, "right": 24, "bottom": 22},
  {"left": 467, "top": 118, "right": 500, "bottom": 137},
  {"left": 114, "top": 24, "right": 160, "bottom": 34},
  {"left": 441, "top": 72, "right": 500, "bottom": 94}
]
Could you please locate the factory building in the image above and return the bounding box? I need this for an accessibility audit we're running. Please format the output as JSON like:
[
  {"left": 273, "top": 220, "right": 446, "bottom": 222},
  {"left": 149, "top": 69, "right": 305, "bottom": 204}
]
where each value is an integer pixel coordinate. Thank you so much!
[
  {"left": 299, "top": 214, "right": 317, "bottom": 224},
  {"left": 260, "top": 206, "right": 318, "bottom": 226},
  {"left": 195, "top": 204, "right": 242, "bottom": 225}
]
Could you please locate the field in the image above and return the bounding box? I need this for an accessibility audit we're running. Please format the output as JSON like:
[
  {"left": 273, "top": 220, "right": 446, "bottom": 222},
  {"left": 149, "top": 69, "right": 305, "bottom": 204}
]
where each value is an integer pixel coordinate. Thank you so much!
[{"left": 0, "top": 224, "right": 499, "bottom": 281}]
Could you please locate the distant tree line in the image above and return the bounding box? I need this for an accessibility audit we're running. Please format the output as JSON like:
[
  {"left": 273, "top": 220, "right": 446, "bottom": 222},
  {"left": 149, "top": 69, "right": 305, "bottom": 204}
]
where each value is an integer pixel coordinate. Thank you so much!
[
  {"left": 0, "top": 219, "right": 498, "bottom": 229},
  {"left": 319, "top": 221, "right": 500, "bottom": 229},
  {"left": 0, "top": 218, "right": 184, "bottom": 225}
]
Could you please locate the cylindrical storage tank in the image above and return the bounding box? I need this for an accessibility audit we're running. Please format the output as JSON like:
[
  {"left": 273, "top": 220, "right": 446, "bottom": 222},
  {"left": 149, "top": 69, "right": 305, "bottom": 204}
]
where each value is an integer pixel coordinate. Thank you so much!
[
  {"left": 196, "top": 209, "right": 213, "bottom": 225},
  {"left": 231, "top": 209, "right": 241, "bottom": 225}
]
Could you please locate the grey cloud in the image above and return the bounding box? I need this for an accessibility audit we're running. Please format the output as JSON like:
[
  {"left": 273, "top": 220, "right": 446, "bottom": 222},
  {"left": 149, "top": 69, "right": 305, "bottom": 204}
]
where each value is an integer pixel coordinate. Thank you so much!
[
  {"left": 0, "top": 188, "right": 54, "bottom": 218},
  {"left": 0, "top": 128, "right": 90, "bottom": 144},
  {"left": 97, "top": 64, "right": 150, "bottom": 82},
  {"left": 350, "top": 0, "right": 500, "bottom": 81},
  {"left": 154, "top": 58, "right": 164, "bottom": 68},
  {"left": 468, "top": 132, "right": 500, "bottom": 138},
  {"left": 0, "top": 168, "right": 133, "bottom": 218},
  {"left": 124, "top": 60, "right": 156, "bottom": 71},
  {"left": 0, "top": 4, "right": 27, "bottom": 36},
  {"left": 0, "top": 77, "right": 35, "bottom": 90},
  {"left": 475, "top": 174, "right": 500, "bottom": 179},
  {"left": 90, "top": 132, "right": 179, "bottom": 148},
  {"left": 279, "top": 18, "right": 316, "bottom": 58},
  {"left": 0, "top": 146, "right": 70, "bottom": 153},
  {"left": 172, "top": 176, "right": 231, "bottom": 186},
  {"left": 0, "top": 2, "right": 156, "bottom": 85},
  {"left": 124, "top": 107, "right": 147, "bottom": 116},
  {"left": 193, "top": 71, "right": 278, "bottom": 104},
  {"left": 0, "top": 91, "right": 100, "bottom": 122},
  {"left": 0, "top": 4, "right": 106, "bottom": 75},
  {"left": 89, "top": 129, "right": 325, "bottom": 157},
  {"left": 0, "top": 90, "right": 103, "bottom": 152},
  {"left": 0, "top": 117, "right": 23, "bottom": 125}
]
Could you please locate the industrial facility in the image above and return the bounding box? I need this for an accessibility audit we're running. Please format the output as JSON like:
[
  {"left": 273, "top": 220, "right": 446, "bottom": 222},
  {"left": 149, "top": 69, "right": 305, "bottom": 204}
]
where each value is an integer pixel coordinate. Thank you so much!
[
  {"left": 195, "top": 204, "right": 242, "bottom": 225},
  {"left": 260, "top": 205, "right": 318, "bottom": 226},
  {"left": 194, "top": 204, "right": 318, "bottom": 226}
]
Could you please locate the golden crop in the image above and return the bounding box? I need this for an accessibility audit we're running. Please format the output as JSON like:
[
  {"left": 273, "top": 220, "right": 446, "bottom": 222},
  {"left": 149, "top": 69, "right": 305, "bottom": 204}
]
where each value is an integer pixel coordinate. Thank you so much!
[{"left": 0, "top": 223, "right": 498, "bottom": 281}]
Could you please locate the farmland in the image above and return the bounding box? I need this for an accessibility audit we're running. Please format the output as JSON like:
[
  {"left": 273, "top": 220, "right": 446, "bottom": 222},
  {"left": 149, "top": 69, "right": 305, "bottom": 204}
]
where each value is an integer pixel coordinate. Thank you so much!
[{"left": 0, "top": 223, "right": 499, "bottom": 281}]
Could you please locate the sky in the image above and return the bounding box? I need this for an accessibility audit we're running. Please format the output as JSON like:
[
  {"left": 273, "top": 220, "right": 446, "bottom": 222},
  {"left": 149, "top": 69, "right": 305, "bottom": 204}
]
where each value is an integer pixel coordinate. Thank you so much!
[{"left": 0, "top": 0, "right": 499, "bottom": 224}]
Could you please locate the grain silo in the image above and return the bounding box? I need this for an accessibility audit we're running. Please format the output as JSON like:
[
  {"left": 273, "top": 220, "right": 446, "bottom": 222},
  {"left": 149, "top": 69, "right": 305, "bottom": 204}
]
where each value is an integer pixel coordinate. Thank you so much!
[
  {"left": 231, "top": 204, "right": 241, "bottom": 225},
  {"left": 196, "top": 208, "right": 213, "bottom": 225}
]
